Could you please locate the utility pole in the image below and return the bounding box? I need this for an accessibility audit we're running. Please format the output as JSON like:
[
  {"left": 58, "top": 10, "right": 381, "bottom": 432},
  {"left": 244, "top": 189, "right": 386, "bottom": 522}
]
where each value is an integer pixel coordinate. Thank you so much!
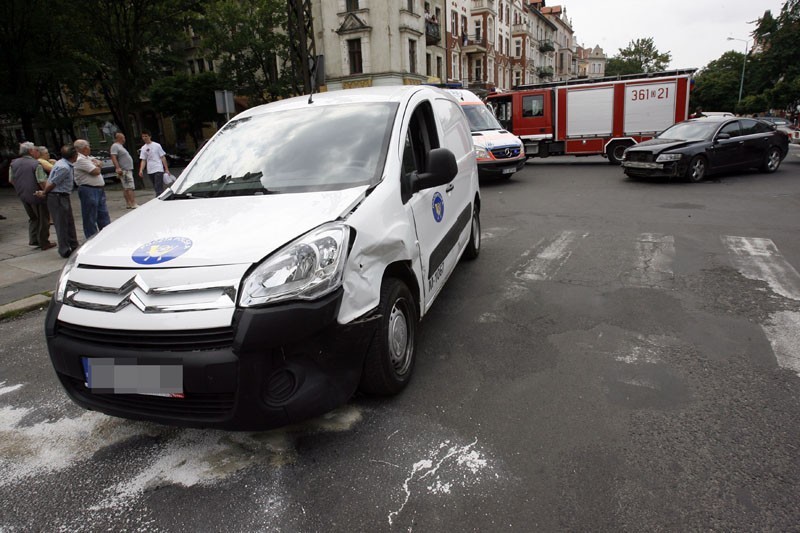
[{"left": 286, "top": 0, "right": 317, "bottom": 95}]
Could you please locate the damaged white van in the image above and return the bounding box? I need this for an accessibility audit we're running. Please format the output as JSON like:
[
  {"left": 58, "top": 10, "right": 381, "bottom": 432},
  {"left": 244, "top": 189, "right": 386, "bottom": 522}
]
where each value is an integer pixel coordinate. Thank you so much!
[{"left": 44, "top": 86, "right": 481, "bottom": 430}]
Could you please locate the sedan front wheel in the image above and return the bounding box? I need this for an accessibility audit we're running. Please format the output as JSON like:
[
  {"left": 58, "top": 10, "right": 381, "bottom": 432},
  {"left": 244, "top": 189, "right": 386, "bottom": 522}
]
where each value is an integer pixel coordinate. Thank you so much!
[
  {"left": 685, "top": 155, "right": 707, "bottom": 183},
  {"left": 761, "top": 147, "right": 782, "bottom": 173}
]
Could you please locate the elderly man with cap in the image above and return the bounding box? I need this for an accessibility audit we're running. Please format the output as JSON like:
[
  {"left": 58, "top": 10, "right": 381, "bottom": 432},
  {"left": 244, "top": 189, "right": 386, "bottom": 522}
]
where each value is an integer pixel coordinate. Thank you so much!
[
  {"left": 73, "top": 139, "right": 111, "bottom": 238},
  {"left": 9, "top": 142, "right": 53, "bottom": 250},
  {"left": 35, "top": 144, "right": 80, "bottom": 257}
]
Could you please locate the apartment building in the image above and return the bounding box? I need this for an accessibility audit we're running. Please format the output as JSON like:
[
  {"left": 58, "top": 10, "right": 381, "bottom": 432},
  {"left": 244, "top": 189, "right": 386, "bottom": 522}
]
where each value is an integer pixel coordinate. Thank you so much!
[
  {"left": 311, "top": 0, "right": 583, "bottom": 94},
  {"left": 576, "top": 44, "right": 606, "bottom": 79}
]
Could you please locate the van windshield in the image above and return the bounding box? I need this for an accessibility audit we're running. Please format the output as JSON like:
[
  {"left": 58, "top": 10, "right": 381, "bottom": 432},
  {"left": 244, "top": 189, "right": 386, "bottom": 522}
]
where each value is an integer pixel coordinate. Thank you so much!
[
  {"left": 173, "top": 102, "right": 398, "bottom": 197},
  {"left": 462, "top": 104, "right": 503, "bottom": 132}
]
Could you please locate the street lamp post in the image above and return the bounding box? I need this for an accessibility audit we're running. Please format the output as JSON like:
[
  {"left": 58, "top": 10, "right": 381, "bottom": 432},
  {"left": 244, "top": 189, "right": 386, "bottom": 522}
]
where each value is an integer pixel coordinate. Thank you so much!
[{"left": 727, "top": 37, "right": 749, "bottom": 104}]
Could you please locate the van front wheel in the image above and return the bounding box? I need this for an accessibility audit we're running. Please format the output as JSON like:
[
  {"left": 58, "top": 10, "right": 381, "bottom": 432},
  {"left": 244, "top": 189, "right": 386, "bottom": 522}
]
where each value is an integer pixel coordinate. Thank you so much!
[{"left": 359, "top": 278, "right": 417, "bottom": 396}]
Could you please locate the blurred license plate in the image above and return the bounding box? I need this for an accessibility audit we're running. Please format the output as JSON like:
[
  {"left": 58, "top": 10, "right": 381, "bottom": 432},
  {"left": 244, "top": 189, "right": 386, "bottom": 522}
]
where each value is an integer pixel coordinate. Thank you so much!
[
  {"left": 82, "top": 357, "right": 183, "bottom": 395},
  {"left": 502, "top": 167, "right": 515, "bottom": 174}
]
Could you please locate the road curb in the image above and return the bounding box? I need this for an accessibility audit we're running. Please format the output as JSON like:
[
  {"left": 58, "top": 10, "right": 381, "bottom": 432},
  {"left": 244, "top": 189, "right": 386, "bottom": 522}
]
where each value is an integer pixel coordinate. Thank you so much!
[{"left": 0, "top": 293, "right": 51, "bottom": 321}]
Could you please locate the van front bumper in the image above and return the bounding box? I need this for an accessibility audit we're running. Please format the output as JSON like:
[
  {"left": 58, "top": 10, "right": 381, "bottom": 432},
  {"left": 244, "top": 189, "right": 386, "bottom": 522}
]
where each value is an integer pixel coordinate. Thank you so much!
[
  {"left": 44, "top": 288, "right": 378, "bottom": 430},
  {"left": 477, "top": 157, "right": 526, "bottom": 178}
]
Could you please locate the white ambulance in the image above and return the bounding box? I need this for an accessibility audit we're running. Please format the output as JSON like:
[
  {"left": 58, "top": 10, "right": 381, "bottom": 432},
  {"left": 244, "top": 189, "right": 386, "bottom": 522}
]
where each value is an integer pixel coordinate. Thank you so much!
[
  {"left": 44, "top": 86, "right": 481, "bottom": 430},
  {"left": 447, "top": 89, "right": 526, "bottom": 179}
]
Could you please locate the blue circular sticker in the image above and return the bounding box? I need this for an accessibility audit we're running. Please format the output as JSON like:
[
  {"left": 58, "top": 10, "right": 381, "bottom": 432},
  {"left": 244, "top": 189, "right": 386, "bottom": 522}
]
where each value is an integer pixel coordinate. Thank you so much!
[
  {"left": 432, "top": 192, "right": 444, "bottom": 223},
  {"left": 132, "top": 237, "right": 193, "bottom": 265}
]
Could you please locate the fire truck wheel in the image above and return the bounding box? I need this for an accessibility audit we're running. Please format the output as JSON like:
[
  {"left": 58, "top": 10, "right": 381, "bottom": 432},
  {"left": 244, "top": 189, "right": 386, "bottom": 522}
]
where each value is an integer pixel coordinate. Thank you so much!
[{"left": 606, "top": 142, "right": 629, "bottom": 165}]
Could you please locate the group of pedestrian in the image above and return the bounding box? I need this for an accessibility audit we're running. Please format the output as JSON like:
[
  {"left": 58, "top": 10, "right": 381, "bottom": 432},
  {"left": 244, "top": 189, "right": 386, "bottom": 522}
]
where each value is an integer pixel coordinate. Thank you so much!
[{"left": 9, "top": 130, "right": 172, "bottom": 259}]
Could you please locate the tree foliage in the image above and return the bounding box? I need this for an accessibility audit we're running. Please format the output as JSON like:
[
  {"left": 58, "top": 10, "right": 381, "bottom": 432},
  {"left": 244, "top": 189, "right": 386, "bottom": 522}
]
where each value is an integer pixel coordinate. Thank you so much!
[
  {"left": 148, "top": 72, "right": 220, "bottom": 147},
  {"left": 199, "top": 0, "right": 290, "bottom": 104},
  {"left": 605, "top": 38, "right": 672, "bottom": 77},
  {"left": 690, "top": 51, "right": 746, "bottom": 113}
]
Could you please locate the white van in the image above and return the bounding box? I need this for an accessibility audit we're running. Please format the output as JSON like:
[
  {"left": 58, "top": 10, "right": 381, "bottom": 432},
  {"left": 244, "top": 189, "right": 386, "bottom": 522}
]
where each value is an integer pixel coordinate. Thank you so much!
[
  {"left": 44, "top": 86, "right": 481, "bottom": 430},
  {"left": 447, "top": 89, "right": 526, "bottom": 178}
]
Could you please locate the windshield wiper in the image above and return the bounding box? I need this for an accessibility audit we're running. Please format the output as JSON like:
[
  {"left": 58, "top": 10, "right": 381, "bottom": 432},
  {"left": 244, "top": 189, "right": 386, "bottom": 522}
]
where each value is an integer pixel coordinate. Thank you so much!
[{"left": 213, "top": 171, "right": 264, "bottom": 184}]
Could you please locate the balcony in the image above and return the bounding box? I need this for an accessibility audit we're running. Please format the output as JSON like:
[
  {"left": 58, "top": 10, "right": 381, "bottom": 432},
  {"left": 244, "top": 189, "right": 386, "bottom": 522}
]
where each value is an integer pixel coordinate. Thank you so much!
[
  {"left": 538, "top": 41, "right": 555, "bottom": 53},
  {"left": 461, "top": 33, "right": 487, "bottom": 54},
  {"left": 512, "top": 23, "right": 531, "bottom": 38},
  {"left": 471, "top": 0, "right": 496, "bottom": 15},
  {"left": 425, "top": 21, "right": 441, "bottom": 45},
  {"left": 537, "top": 66, "right": 554, "bottom": 78}
]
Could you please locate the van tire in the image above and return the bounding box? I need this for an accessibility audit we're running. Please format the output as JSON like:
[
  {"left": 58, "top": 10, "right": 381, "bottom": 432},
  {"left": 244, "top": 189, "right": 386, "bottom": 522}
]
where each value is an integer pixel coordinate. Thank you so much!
[
  {"left": 463, "top": 205, "right": 481, "bottom": 260},
  {"left": 359, "top": 278, "right": 417, "bottom": 396}
]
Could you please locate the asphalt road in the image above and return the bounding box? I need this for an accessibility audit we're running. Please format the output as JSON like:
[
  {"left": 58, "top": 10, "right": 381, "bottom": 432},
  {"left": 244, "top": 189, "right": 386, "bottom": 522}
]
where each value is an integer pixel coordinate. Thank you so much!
[{"left": 2, "top": 148, "right": 800, "bottom": 531}]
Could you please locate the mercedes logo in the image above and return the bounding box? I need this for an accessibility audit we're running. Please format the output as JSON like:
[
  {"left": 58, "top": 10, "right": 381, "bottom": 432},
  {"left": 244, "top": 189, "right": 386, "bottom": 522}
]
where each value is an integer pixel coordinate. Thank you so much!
[{"left": 503, "top": 148, "right": 511, "bottom": 157}]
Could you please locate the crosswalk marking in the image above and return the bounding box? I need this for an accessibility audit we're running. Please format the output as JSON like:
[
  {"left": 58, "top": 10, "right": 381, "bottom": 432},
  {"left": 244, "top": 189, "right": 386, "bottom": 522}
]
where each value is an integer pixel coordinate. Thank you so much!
[
  {"left": 722, "top": 236, "right": 800, "bottom": 376},
  {"left": 515, "top": 231, "right": 587, "bottom": 281},
  {"left": 722, "top": 236, "right": 800, "bottom": 301},
  {"left": 626, "top": 233, "right": 675, "bottom": 288}
]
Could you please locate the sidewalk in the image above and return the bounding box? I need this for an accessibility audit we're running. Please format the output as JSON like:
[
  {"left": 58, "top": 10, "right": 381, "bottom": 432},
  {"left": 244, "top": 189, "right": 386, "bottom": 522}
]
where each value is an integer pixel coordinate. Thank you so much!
[{"left": 0, "top": 183, "right": 158, "bottom": 317}]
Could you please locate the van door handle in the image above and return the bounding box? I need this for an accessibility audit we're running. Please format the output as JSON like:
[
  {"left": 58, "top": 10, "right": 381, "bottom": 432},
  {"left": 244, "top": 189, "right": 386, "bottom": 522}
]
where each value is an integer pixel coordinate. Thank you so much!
[{"left": 445, "top": 184, "right": 454, "bottom": 193}]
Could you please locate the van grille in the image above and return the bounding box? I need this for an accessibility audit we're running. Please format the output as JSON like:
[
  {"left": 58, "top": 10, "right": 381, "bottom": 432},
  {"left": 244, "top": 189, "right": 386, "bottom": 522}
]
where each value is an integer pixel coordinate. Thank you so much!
[
  {"left": 57, "top": 321, "right": 234, "bottom": 351},
  {"left": 490, "top": 146, "right": 521, "bottom": 159},
  {"left": 65, "top": 377, "right": 235, "bottom": 420}
]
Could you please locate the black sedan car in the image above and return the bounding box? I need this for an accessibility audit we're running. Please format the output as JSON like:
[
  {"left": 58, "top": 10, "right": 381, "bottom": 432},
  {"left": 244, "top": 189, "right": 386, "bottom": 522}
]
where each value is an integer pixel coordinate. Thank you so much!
[{"left": 621, "top": 116, "right": 789, "bottom": 182}]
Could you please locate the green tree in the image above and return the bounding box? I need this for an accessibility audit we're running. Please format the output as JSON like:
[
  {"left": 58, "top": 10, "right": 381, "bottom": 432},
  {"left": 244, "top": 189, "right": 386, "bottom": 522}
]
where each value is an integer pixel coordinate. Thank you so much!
[
  {"left": 72, "top": 0, "right": 206, "bottom": 150},
  {"left": 605, "top": 38, "right": 672, "bottom": 77},
  {"left": 200, "top": 0, "right": 290, "bottom": 104},
  {"left": 690, "top": 51, "right": 746, "bottom": 113},
  {"left": 148, "top": 71, "right": 221, "bottom": 148},
  {"left": 752, "top": 0, "right": 800, "bottom": 110}
]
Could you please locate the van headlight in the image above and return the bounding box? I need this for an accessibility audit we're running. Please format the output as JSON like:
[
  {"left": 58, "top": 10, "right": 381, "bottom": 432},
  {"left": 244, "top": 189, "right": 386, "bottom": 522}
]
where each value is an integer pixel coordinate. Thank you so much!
[
  {"left": 239, "top": 223, "right": 351, "bottom": 307},
  {"left": 55, "top": 250, "right": 81, "bottom": 302},
  {"left": 474, "top": 146, "right": 490, "bottom": 160}
]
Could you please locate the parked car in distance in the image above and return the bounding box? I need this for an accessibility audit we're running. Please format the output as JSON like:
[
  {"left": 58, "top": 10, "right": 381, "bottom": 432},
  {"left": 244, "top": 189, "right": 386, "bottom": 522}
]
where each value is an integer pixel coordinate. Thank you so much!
[
  {"left": 758, "top": 116, "right": 799, "bottom": 144},
  {"left": 93, "top": 150, "right": 118, "bottom": 185},
  {"left": 621, "top": 116, "right": 789, "bottom": 182}
]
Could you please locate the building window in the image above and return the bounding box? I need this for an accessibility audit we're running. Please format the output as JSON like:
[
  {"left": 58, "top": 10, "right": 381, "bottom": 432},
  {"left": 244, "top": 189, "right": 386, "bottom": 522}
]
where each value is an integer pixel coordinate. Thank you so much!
[
  {"left": 436, "top": 56, "right": 443, "bottom": 79},
  {"left": 348, "top": 39, "right": 363, "bottom": 74},
  {"left": 207, "top": 59, "right": 215, "bottom": 72},
  {"left": 407, "top": 0, "right": 413, "bottom": 13},
  {"left": 474, "top": 20, "right": 482, "bottom": 42},
  {"left": 475, "top": 58, "right": 482, "bottom": 81},
  {"left": 408, "top": 39, "right": 417, "bottom": 74},
  {"left": 514, "top": 70, "right": 521, "bottom": 87},
  {"left": 196, "top": 59, "right": 205, "bottom": 73},
  {"left": 452, "top": 53, "right": 459, "bottom": 79},
  {"left": 187, "top": 60, "right": 195, "bottom": 74},
  {"left": 426, "top": 52, "right": 431, "bottom": 76},
  {"left": 346, "top": 0, "right": 359, "bottom": 11},
  {"left": 515, "top": 39, "right": 521, "bottom": 58},
  {"left": 451, "top": 10, "right": 458, "bottom": 35}
]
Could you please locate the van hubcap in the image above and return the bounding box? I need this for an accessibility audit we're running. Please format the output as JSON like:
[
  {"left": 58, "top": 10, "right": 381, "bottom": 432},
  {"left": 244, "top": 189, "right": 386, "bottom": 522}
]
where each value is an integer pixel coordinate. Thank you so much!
[{"left": 389, "top": 302, "right": 411, "bottom": 375}]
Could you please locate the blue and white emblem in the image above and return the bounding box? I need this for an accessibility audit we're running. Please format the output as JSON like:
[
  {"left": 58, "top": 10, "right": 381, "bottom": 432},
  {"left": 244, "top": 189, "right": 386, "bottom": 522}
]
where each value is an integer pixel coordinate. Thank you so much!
[
  {"left": 432, "top": 192, "right": 444, "bottom": 223},
  {"left": 132, "top": 237, "right": 192, "bottom": 265}
]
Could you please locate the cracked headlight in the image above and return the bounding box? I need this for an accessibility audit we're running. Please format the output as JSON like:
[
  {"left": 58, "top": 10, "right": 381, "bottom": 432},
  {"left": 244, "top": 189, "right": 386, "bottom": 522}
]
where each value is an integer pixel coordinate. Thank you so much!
[
  {"left": 656, "top": 153, "right": 683, "bottom": 162},
  {"left": 239, "top": 223, "right": 351, "bottom": 307}
]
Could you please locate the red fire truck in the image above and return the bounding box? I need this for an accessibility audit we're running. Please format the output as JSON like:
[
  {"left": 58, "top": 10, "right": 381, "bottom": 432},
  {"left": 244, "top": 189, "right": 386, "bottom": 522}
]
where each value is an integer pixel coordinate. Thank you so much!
[{"left": 486, "top": 69, "right": 696, "bottom": 164}]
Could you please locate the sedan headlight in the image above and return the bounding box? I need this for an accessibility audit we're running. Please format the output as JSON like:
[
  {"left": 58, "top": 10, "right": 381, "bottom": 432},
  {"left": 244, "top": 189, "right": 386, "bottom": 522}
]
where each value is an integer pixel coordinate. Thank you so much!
[
  {"left": 239, "top": 223, "right": 350, "bottom": 307},
  {"left": 474, "top": 146, "right": 490, "bottom": 160},
  {"left": 656, "top": 153, "right": 683, "bottom": 162}
]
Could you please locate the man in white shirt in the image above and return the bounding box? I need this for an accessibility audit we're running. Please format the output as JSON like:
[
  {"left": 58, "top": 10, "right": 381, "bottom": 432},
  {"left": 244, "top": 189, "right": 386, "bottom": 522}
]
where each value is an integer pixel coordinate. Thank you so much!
[
  {"left": 73, "top": 139, "right": 111, "bottom": 238},
  {"left": 110, "top": 132, "right": 138, "bottom": 209},
  {"left": 138, "top": 129, "right": 170, "bottom": 196}
]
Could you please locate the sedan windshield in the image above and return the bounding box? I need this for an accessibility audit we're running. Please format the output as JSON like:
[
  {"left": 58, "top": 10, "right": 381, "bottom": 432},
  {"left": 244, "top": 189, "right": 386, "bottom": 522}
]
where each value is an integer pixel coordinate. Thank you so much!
[
  {"left": 462, "top": 104, "right": 503, "bottom": 132},
  {"left": 657, "top": 121, "right": 719, "bottom": 142},
  {"left": 174, "top": 102, "right": 398, "bottom": 197}
]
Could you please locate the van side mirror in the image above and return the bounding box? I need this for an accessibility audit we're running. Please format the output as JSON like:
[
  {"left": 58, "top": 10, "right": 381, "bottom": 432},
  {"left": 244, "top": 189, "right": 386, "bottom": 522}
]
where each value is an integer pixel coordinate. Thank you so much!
[{"left": 412, "top": 148, "right": 458, "bottom": 192}]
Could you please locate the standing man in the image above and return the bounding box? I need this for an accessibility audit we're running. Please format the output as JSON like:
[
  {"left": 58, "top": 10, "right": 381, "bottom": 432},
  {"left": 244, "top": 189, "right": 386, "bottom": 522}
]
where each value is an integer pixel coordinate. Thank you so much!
[
  {"left": 35, "top": 144, "right": 80, "bottom": 258},
  {"left": 110, "top": 132, "right": 139, "bottom": 209},
  {"left": 138, "top": 129, "right": 170, "bottom": 196},
  {"left": 9, "top": 142, "right": 53, "bottom": 250},
  {"left": 74, "top": 139, "right": 111, "bottom": 238}
]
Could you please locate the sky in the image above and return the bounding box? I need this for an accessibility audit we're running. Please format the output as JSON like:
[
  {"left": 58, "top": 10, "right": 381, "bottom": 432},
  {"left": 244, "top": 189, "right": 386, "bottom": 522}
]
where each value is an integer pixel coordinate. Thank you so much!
[{"left": 561, "top": 0, "right": 786, "bottom": 71}]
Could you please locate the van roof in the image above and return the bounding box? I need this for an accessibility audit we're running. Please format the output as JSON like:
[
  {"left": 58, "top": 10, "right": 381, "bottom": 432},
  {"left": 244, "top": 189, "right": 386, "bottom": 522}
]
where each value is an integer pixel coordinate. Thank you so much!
[
  {"left": 444, "top": 89, "right": 483, "bottom": 103},
  {"left": 237, "top": 86, "right": 458, "bottom": 119}
]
